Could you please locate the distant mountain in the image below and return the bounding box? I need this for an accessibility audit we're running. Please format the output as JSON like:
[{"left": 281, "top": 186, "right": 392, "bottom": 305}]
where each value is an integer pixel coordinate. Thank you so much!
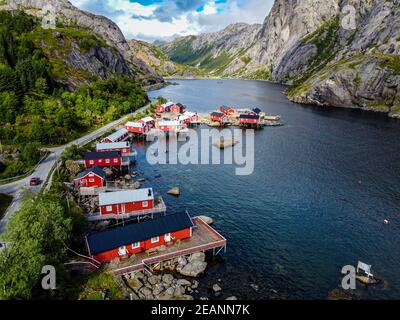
[
  {"left": 127, "top": 40, "right": 204, "bottom": 78},
  {"left": 160, "top": 23, "right": 266, "bottom": 79},
  {"left": 160, "top": 0, "right": 400, "bottom": 118}
]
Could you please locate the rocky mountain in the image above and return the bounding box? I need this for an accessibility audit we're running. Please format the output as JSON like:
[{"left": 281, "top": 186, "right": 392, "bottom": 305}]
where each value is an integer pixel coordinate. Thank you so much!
[
  {"left": 286, "top": 0, "right": 400, "bottom": 118},
  {"left": 160, "top": 23, "right": 266, "bottom": 79},
  {"left": 161, "top": 0, "right": 400, "bottom": 118},
  {"left": 127, "top": 40, "right": 204, "bottom": 78},
  {"left": 1, "top": 0, "right": 163, "bottom": 87}
]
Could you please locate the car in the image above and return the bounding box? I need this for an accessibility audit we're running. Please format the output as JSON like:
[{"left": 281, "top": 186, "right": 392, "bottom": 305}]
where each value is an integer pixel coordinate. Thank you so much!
[{"left": 29, "top": 177, "right": 41, "bottom": 186}]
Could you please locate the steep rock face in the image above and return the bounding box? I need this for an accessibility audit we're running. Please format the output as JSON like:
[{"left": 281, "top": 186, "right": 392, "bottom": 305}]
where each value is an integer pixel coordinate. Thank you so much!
[
  {"left": 2, "top": 0, "right": 163, "bottom": 85},
  {"left": 37, "top": 30, "right": 133, "bottom": 90},
  {"left": 287, "top": 0, "right": 400, "bottom": 118},
  {"left": 249, "top": 0, "right": 340, "bottom": 76}
]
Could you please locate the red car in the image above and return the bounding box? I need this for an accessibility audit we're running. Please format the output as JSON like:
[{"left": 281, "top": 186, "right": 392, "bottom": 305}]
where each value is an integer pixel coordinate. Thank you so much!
[{"left": 29, "top": 177, "right": 41, "bottom": 186}]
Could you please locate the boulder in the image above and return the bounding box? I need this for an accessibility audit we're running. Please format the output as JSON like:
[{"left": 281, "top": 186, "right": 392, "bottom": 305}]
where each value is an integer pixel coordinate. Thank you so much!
[
  {"left": 226, "top": 296, "right": 237, "bottom": 300},
  {"left": 152, "top": 284, "right": 165, "bottom": 296},
  {"left": 162, "top": 274, "right": 174, "bottom": 285},
  {"left": 191, "top": 280, "right": 199, "bottom": 289},
  {"left": 174, "top": 285, "right": 185, "bottom": 297},
  {"left": 176, "top": 279, "right": 192, "bottom": 287},
  {"left": 177, "top": 256, "right": 187, "bottom": 267},
  {"left": 200, "top": 297, "right": 209, "bottom": 300},
  {"left": 167, "top": 187, "right": 180, "bottom": 196},
  {"left": 198, "top": 216, "right": 214, "bottom": 225},
  {"left": 179, "top": 261, "right": 207, "bottom": 277},
  {"left": 189, "top": 252, "right": 205, "bottom": 263},
  {"left": 213, "top": 284, "right": 222, "bottom": 292},
  {"left": 140, "top": 287, "right": 153, "bottom": 298},
  {"left": 127, "top": 278, "right": 143, "bottom": 291},
  {"left": 148, "top": 275, "right": 160, "bottom": 285}
]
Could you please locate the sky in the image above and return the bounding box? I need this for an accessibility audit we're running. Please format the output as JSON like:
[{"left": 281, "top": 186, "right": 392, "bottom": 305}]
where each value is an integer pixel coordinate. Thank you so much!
[{"left": 70, "top": 0, "right": 274, "bottom": 43}]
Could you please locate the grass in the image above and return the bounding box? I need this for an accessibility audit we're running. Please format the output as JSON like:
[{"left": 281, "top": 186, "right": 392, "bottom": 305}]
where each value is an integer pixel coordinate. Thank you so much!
[{"left": 0, "top": 194, "right": 13, "bottom": 219}]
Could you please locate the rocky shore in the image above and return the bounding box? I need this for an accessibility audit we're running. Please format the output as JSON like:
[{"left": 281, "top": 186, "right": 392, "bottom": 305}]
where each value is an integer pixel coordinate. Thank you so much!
[{"left": 122, "top": 251, "right": 236, "bottom": 300}]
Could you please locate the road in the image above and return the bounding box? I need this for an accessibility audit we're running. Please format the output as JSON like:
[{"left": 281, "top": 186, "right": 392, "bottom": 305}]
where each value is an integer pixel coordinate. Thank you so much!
[{"left": 0, "top": 106, "right": 148, "bottom": 235}]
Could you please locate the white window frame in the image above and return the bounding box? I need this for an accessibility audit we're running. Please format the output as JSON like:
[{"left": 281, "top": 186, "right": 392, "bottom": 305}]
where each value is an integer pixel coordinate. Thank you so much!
[
  {"left": 114, "top": 158, "right": 118, "bottom": 163},
  {"left": 151, "top": 236, "right": 159, "bottom": 244},
  {"left": 89, "top": 178, "right": 95, "bottom": 183},
  {"left": 132, "top": 242, "right": 140, "bottom": 249},
  {"left": 164, "top": 233, "right": 171, "bottom": 242},
  {"left": 142, "top": 201, "right": 148, "bottom": 208},
  {"left": 89, "top": 160, "right": 94, "bottom": 165},
  {"left": 106, "top": 205, "right": 112, "bottom": 212},
  {"left": 118, "top": 246, "right": 127, "bottom": 256},
  {"left": 106, "top": 159, "right": 110, "bottom": 164}
]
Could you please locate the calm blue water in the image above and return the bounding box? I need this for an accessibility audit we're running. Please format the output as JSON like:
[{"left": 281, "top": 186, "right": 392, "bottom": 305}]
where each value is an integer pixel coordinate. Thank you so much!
[{"left": 136, "top": 79, "right": 400, "bottom": 300}]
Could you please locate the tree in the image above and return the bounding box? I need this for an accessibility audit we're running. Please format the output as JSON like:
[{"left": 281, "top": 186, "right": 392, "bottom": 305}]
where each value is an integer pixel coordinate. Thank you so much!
[
  {"left": 0, "top": 193, "right": 72, "bottom": 299},
  {"left": 0, "top": 91, "right": 19, "bottom": 124},
  {"left": 20, "top": 141, "right": 42, "bottom": 166}
]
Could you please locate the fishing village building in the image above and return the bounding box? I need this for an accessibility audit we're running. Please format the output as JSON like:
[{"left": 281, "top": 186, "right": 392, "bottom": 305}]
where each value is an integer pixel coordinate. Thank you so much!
[
  {"left": 86, "top": 212, "right": 194, "bottom": 263},
  {"left": 84, "top": 151, "right": 122, "bottom": 169},
  {"left": 158, "top": 120, "right": 183, "bottom": 133},
  {"left": 239, "top": 114, "right": 262, "bottom": 127},
  {"left": 138, "top": 116, "right": 155, "bottom": 128},
  {"left": 101, "top": 128, "right": 130, "bottom": 143},
  {"left": 125, "top": 121, "right": 149, "bottom": 134},
  {"left": 94, "top": 188, "right": 166, "bottom": 220},
  {"left": 156, "top": 102, "right": 175, "bottom": 113},
  {"left": 210, "top": 112, "right": 228, "bottom": 124},
  {"left": 96, "top": 141, "right": 132, "bottom": 156},
  {"left": 74, "top": 166, "right": 105, "bottom": 189}
]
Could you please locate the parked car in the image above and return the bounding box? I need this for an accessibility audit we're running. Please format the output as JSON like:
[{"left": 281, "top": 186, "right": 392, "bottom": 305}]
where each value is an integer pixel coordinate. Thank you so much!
[{"left": 29, "top": 177, "right": 41, "bottom": 186}]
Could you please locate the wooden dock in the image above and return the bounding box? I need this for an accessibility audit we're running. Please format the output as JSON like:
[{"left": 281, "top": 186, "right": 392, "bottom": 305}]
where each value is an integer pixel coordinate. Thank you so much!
[{"left": 106, "top": 217, "right": 227, "bottom": 276}]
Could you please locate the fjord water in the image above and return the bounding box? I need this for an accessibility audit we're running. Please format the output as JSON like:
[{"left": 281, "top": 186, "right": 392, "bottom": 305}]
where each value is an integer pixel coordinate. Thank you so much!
[{"left": 142, "top": 79, "right": 400, "bottom": 299}]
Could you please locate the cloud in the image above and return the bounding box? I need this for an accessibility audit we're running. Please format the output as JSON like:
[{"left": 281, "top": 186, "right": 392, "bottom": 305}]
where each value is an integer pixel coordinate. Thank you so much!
[{"left": 69, "top": 0, "right": 274, "bottom": 42}]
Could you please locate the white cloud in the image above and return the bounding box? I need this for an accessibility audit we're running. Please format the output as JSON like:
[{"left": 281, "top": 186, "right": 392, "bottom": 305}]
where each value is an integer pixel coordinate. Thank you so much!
[{"left": 69, "top": 0, "right": 274, "bottom": 42}]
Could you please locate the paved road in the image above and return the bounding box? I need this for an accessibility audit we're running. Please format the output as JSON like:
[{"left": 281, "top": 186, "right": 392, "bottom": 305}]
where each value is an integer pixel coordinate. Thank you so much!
[{"left": 0, "top": 106, "right": 148, "bottom": 235}]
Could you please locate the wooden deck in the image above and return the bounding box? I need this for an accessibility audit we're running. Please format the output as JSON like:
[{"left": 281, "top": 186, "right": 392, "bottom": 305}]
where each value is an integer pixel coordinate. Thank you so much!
[
  {"left": 85, "top": 197, "right": 167, "bottom": 222},
  {"left": 106, "top": 217, "right": 227, "bottom": 276}
]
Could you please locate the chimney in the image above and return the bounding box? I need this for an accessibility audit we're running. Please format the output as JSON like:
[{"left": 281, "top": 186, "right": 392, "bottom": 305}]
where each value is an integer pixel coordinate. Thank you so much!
[{"left": 148, "top": 189, "right": 152, "bottom": 197}]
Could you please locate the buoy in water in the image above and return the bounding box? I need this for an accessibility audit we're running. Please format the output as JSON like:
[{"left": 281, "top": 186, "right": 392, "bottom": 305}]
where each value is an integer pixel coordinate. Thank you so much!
[{"left": 384, "top": 219, "right": 389, "bottom": 225}]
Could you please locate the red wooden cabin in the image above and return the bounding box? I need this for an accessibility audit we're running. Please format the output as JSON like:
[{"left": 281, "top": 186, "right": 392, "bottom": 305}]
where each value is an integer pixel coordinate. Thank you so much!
[
  {"left": 239, "top": 114, "right": 261, "bottom": 125},
  {"left": 210, "top": 112, "right": 228, "bottom": 123},
  {"left": 138, "top": 116, "right": 155, "bottom": 128},
  {"left": 84, "top": 151, "right": 122, "bottom": 168},
  {"left": 86, "top": 212, "right": 194, "bottom": 263},
  {"left": 156, "top": 105, "right": 165, "bottom": 113},
  {"left": 74, "top": 166, "right": 105, "bottom": 189},
  {"left": 220, "top": 106, "right": 236, "bottom": 115},
  {"left": 96, "top": 141, "right": 131, "bottom": 156},
  {"left": 158, "top": 120, "right": 183, "bottom": 132},
  {"left": 183, "top": 111, "right": 199, "bottom": 124},
  {"left": 99, "top": 188, "right": 155, "bottom": 216},
  {"left": 171, "top": 103, "right": 185, "bottom": 114},
  {"left": 101, "top": 128, "right": 129, "bottom": 143},
  {"left": 125, "top": 121, "right": 149, "bottom": 134}
]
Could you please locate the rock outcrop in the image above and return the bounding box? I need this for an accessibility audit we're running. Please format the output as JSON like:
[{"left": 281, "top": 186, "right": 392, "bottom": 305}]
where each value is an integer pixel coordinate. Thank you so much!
[
  {"left": 286, "top": 0, "right": 400, "bottom": 118},
  {"left": 1, "top": 0, "right": 163, "bottom": 86}
]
